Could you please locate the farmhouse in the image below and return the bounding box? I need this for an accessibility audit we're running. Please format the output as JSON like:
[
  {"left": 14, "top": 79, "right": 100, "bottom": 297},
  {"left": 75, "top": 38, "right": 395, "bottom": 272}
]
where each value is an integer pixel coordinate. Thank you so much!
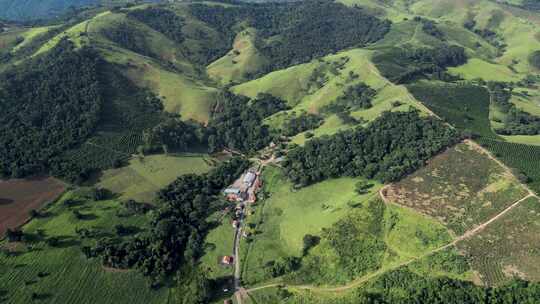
[{"left": 222, "top": 255, "right": 234, "bottom": 265}]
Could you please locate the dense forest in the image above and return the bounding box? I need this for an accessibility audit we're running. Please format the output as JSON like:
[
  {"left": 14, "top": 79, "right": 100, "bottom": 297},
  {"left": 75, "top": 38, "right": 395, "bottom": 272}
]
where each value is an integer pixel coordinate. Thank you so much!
[
  {"left": 206, "top": 92, "right": 287, "bottom": 153},
  {"left": 101, "top": 21, "right": 154, "bottom": 57},
  {"left": 323, "top": 82, "right": 377, "bottom": 113},
  {"left": 283, "top": 111, "right": 460, "bottom": 186},
  {"left": 127, "top": 7, "right": 185, "bottom": 44},
  {"left": 282, "top": 112, "right": 324, "bottom": 137},
  {"left": 189, "top": 0, "right": 390, "bottom": 75},
  {"left": 0, "top": 38, "right": 103, "bottom": 178},
  {"left": 355, "top": 268, "right": 540, "bottom": 303},
  {"left": 373, "top": 44, "right": 466, "bottom": 83},
  {"left": 88, "top": 158, "right": 250, "bottom": 288}
]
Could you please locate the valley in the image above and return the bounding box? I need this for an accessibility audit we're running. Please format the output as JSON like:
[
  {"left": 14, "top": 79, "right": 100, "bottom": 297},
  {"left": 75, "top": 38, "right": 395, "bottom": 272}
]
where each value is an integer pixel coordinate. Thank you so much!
[{"left": 1, "top": 0, "right": 540, "bottom": 303}]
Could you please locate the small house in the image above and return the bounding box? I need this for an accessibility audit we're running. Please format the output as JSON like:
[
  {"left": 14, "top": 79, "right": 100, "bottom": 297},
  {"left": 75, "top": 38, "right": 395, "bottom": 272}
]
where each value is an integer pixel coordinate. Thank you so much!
[{"left": 222, "top": 256, "right": 234, "bottom": 265}]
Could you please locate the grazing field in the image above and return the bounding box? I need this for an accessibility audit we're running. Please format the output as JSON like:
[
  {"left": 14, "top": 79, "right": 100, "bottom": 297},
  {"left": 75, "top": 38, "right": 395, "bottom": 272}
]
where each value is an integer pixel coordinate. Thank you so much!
[
  {"left": 207, "top": 28, "right": 268, "bottom": 85},
  {"left": 0, "top": 191, "right": 167, "bottom": 304},
  {"left": 408, "top": 82, "right": 497, "bottom": 138},
  {"left": 478, "top": 138, "right": 540, "bottom": 194},
  {"left": 384, "top": 142, "right": 528, "bottom": 235},
  {"left": 448, "top": 58, "right": 521, "bottom": 82},
  {"left": 457, "top": 196, "right": 540, "bottom": 286},
  {"left": 234, "top": 48, "right": 430, "bottom": 143},
  {"left": 293, "top": 198, "right": 453, "bottom": 285},
  {"left": 200, "top": 215, "right": 235, "bottom": 280},
  {"left": 0, "top": 177, "right": 65, "bottom": 237},
  {"left": 239, "top": 166, "right": 382, "bottom": 286},
  {"left": 98, "top": 153, "right": 213, "bottom": 202}
]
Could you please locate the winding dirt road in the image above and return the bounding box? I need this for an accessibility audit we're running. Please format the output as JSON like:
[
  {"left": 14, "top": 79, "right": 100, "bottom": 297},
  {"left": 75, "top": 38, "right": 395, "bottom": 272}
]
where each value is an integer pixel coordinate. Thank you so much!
[{"left": 244, "top": 139, "right": 539, "bottom": 295}]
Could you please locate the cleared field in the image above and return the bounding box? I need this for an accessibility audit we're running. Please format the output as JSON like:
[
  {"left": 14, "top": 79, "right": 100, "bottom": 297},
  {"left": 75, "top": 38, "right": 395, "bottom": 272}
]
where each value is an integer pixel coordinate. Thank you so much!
[
  {"left": 448, "top": 58, "right": 521, "bottom": 82},
  {"left": 0, "top": 177, "right": 65, "bottom": 237},
  {"left": 0, "top": 191, "right": 167, "bottom": 304},
  {"left": 384, "top": 142, "right": 529, "bottom": 235},
  {"left": 200, "top": 212, "right": 235, "bottom": 280},
  {"left": 240, "top": 166, "right": 382, "bottom": 285},
  {"left": 98, "top": 153, "right": 213, "bottom": 202},
  {"left": 457, "top": 196, "right": 540, "bottom": 286}
]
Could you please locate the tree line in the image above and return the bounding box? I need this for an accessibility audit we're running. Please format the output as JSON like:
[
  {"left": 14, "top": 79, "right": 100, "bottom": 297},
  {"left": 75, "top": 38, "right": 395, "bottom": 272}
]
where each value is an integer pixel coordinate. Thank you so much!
[{"left": 283, "top": 110, "right": 460, "bottom": 186}]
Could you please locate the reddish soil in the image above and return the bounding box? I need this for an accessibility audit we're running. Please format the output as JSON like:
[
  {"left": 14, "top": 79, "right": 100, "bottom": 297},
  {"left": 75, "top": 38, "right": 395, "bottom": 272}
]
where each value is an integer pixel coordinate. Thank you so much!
[{"left": 0, "top": 176, "right": 65, "bottom": 237}]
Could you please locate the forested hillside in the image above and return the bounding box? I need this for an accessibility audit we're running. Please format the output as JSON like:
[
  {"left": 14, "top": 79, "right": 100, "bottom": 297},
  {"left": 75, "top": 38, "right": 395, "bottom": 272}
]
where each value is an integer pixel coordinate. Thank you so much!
[
  {"left": 0, "top": 38, "right": 103, "bottom": 178},
  {"left": 1, "top": 0, "right": 540, "bottom": 303}
]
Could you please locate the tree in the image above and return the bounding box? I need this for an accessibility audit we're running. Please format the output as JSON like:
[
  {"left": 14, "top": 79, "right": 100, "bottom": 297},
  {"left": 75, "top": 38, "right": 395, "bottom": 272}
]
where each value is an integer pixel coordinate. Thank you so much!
[
  {"left": 302, "top": 234, "right": 320, "bottom": 256},
  {"left": 6, "top": 228, "right": 23, "bottom": 242},
  {"left": 355, "top": 181, "right": 373, "bottom": 195}
]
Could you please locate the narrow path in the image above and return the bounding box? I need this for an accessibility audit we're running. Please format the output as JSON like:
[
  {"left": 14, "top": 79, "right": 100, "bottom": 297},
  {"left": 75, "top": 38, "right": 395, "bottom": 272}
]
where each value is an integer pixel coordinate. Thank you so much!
[
  {"left": 247, "top": 192, "right": 534, "bottom": 294},
  {"left": 233, "top": 209, "right": 244, "bottom": 304}
]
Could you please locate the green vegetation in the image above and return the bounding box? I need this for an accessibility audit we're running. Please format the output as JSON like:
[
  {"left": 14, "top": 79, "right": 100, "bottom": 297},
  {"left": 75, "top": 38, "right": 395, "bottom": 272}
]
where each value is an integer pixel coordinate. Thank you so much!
[
  {"left": 190, "top": 0, "right": 390, "bottom": 75},
  {"left": 478, "top": 138, "right": 540, "bottom": 193},
  {"left": 0, "top": 39, "right": 102, "bottom": 179},
  {"left": 98, "top": 153, "right": 213, "bottom": 202},
  {"left": 458, "top": 196, "right": 540, "bottom": 286},
  {"left": 207, "top": 92, "right": 287, "bottom": 153},
  {"left": 372, "top": 44, "right": 467, "bottom": 84},
  {"left": 240, "top": 166, "right": 381, "bottom": 285},
  {"left": 89, "top": 158, "right": 249, "bottom": 288},
  {"left": 284, "top": 111, "right": 459, "bottom": 186},
  {"left": 0, "top": 190, "right": 168, "bottom": 304},
  {"left": 408, "top": 82, "right": 496, "bottom": 138},
  {"left": 386, "top": 142, "right": 528, "bottom": 235}
]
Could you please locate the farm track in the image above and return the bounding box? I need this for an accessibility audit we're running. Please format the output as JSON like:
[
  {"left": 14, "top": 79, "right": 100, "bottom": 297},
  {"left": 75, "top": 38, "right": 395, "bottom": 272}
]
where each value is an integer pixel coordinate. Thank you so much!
[{"left": 244, "top": 139, "right": 539, "bottom": 296}]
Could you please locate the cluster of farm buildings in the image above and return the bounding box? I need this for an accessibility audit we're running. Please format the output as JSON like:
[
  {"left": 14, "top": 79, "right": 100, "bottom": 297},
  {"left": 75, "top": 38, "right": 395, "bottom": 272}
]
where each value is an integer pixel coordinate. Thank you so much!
[{"left": 223, "top": 168, "right": 261, "bottom": 204}]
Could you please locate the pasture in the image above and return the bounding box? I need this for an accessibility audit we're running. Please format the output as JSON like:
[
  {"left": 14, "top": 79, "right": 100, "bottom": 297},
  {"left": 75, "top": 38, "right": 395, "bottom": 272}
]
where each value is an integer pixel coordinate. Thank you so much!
[
  {"left": 239, "top": 166, "right": 382, "bottom": 285},
  {"left": 98, "top": 153, "right": 213, "bottom": 202},
  {"left": 234, "top": 48, "right": 430, "bottom": 144},
  {"left": 207, "top": 28, "right": 268, "bottom": 85},
  {"left": 457, "top": 196, "right": 540, "bottom": 286},
  {"left": 384, "top": 142, "right": 528, "bottom": 235},
  {"left": 0, "top": 177, "right": 65, "bottom": 237}
]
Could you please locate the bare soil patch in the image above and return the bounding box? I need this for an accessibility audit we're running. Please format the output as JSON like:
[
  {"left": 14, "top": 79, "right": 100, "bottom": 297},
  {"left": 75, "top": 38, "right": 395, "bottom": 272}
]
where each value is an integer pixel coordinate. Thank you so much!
[{"left": 0, "top": 176, "right": 65, "bottom": 237}]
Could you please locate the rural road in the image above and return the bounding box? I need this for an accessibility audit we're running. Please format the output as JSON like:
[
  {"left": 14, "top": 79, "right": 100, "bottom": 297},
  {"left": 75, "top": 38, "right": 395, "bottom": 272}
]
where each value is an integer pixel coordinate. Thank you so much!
[
  {"left": 244, "top": 139, "right": 539, "bottom": 295},
  {"left": 233, "top": 205, "right": 244, "bottom": 304}
]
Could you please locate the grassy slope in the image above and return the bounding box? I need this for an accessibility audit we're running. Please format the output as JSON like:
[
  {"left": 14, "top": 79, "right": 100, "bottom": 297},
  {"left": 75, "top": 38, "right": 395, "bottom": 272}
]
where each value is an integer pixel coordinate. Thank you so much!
[
  {"left": 88, "top": 10, "right": 219, "bottom": 123},
  {"left": 240, "top": 166, "right": 382, "bottom": 285},
  {"left": 207, "top": 27, "right": 268, "bottom": 85},
  {"left": 0, "top": 191, "right": 167, "bottom": 304},
  {"left": 98, "top": 153, "right": 213, "bottom": 203},
  {"left": 233, "top": 48, "right": 431, "bottom": 145}
]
